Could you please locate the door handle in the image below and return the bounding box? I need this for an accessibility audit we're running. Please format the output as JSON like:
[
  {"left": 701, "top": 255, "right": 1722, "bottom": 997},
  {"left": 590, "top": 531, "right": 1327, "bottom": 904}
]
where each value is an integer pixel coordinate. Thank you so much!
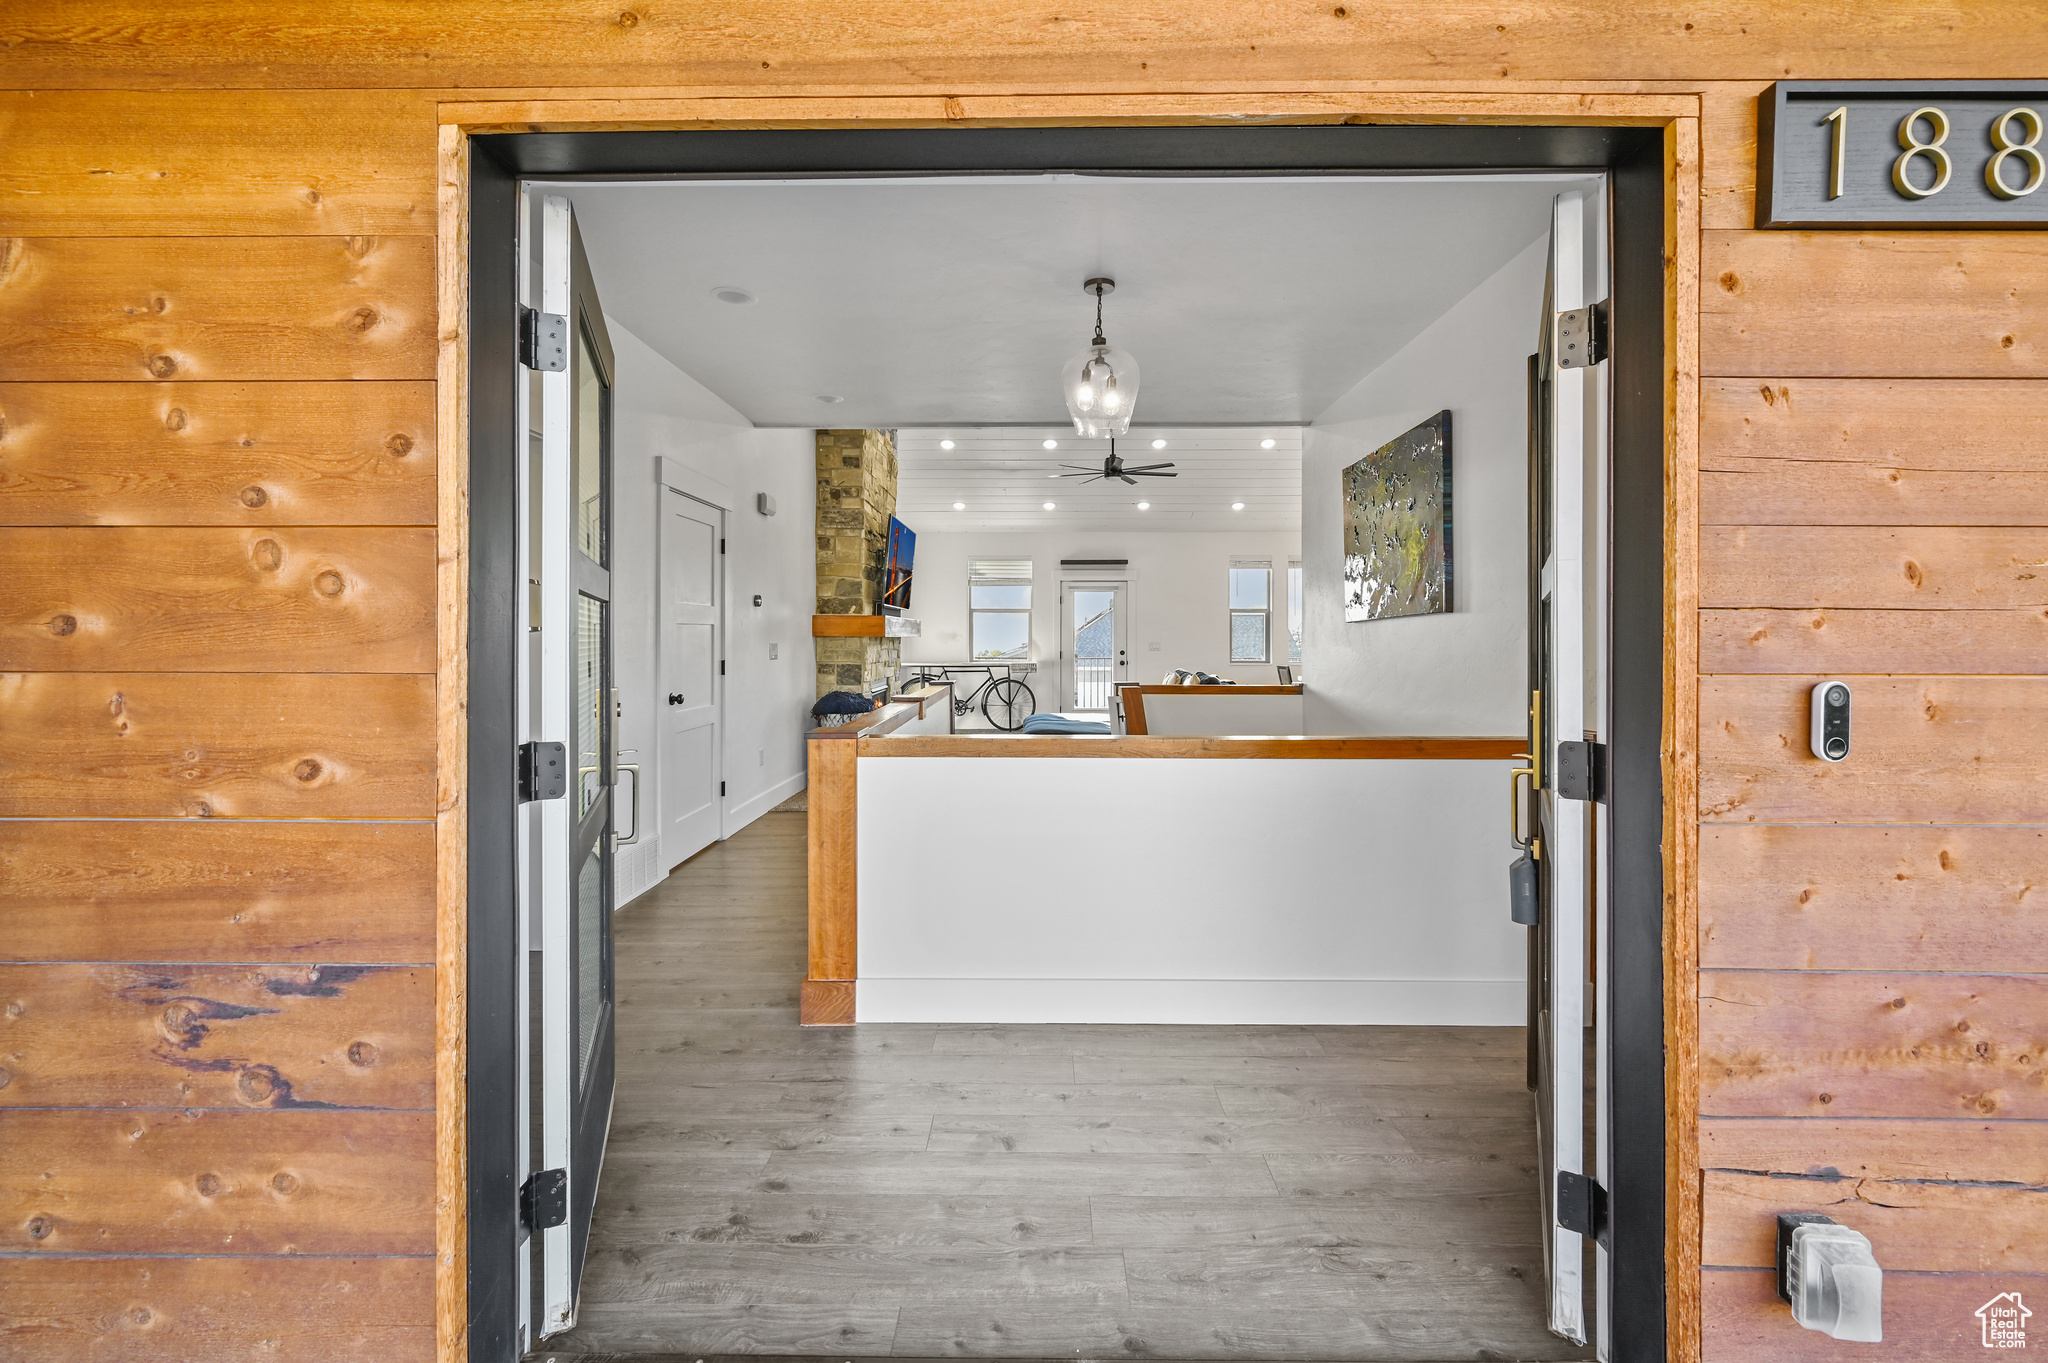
[
  {"left": 1510, "top": 754, "right": 1539, "bottom": 858},
  {"left": 668, "top": 693, "right": 685, "bottom": 705},
  {"left": 612, "top": 764, "right": 640, "bottom": 845}
]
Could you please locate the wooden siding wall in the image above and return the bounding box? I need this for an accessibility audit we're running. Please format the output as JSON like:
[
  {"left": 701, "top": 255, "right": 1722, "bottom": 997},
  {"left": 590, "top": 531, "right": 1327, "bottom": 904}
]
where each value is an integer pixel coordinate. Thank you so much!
[{"left": 3, "top": 8, "right": 2044, "bottom": 1362}]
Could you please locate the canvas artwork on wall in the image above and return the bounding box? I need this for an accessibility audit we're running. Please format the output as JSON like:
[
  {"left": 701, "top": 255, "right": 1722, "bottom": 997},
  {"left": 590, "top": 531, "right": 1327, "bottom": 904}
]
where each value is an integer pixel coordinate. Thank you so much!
[{"left": 1343, "top": 409, "right": 1453, "bottom": 622}]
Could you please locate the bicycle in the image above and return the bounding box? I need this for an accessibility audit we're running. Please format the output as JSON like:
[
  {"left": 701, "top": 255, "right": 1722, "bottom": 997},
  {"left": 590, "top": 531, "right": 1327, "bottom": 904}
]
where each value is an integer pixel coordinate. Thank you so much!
[{"left": 907, "top": 664, "right": 1037, "bottom": 732}]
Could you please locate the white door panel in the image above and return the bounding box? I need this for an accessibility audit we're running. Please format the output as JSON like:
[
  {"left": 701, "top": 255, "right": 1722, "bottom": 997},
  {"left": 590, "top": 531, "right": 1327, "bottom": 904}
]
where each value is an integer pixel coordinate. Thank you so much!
[{"left": 660, "top": 488, "right": 723, "bottom": 864}]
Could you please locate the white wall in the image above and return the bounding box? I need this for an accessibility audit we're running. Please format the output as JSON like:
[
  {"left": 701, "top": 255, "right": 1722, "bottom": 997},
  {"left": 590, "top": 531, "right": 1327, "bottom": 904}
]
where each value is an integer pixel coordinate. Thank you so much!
[
  {"left": 900, "top": 528, "right": 1302, "bottom": 716},
  {"left": 607, "top": 317, "right": 816, "bottom": 902},
  {"left": 857, "top": 755, "right": 1522, "bottom": 1025},
  {"left": 1301, "top": 234, "right": 1547, "bottom": 737}
]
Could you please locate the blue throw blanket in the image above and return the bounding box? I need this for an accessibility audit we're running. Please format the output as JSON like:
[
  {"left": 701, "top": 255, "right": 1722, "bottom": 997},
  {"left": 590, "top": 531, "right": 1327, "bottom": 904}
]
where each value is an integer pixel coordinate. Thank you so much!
[{"left": 1020, "top": 714, "right": 1113, "bottom": 735}]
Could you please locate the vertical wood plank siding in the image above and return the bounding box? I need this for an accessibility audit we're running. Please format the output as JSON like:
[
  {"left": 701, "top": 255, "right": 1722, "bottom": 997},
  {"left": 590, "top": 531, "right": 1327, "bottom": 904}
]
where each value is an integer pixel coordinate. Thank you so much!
[{"left": 2, "top": 13, "right": 2043, "bottom": 1360}]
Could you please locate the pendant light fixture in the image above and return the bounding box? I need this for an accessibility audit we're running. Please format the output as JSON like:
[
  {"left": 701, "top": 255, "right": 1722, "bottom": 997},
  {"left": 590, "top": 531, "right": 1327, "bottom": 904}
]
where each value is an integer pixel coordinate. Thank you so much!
[{"left": 1062, "top": 277, "right": 1141, "bottom": 439}]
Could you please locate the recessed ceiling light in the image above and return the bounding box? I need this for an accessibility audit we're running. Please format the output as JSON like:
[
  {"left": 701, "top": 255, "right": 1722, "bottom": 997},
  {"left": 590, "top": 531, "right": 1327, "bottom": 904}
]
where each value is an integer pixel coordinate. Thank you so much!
[
  {"left": 1043, "top": 501, "right": 1056, "bottom": 510},
  {"left": 1260, "top": 438, "right": 1277, "bottom": 449},
  {"left": 815, "top": 394, "right": 843, "bottom": 404},
  {"left": 1232, "top": 502, "right": 1246, "bottom": 511},
  {"left": 939, "top": 439, "right": 955, "bottom": 450},
  {"left": 953, "top": 502, "right": 966, "bottom": 510},
  {"left": 1043, "top": 439, "right": 1059, "bottom": 450},
  {"left": 1137, "top": 501, "right": 1150, "bottom": 510},
  {"left": 1151, "top": 439, "right": 1167, "bottom": 450},
  {"left": 711, "top": 287, "right": 756, "bottom": 305}
]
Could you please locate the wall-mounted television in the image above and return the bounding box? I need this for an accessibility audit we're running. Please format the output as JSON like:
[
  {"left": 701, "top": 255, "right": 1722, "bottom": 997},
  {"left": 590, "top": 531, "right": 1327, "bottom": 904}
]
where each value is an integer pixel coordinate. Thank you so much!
[{"left": 880, "top": 515, "right": 915, "bottom": 616}]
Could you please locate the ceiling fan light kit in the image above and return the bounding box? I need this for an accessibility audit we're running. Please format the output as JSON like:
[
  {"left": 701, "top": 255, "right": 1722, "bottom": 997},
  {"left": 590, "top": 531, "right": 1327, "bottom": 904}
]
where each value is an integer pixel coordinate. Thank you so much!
[{"left": 1062, "top": 277, "right": 1142, "bottom": 438}]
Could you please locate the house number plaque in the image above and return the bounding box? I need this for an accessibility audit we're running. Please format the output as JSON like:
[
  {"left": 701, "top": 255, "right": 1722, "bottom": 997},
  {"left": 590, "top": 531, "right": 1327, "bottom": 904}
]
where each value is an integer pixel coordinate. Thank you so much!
[{"left": 1757, "top": 81, "right": 2048, "bottom": 228}]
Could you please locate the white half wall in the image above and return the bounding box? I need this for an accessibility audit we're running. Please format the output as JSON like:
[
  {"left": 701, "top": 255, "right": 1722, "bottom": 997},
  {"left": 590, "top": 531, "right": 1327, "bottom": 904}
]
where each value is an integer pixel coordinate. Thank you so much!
[
  {"left": 1301, "top": 233, "right": 1548, "bottom": 737},
  {"left": 856, "top": 755, "right": 1522, "bottom": 1025},
  {"left": 608, "top": 316, "right": 815, "bottom": 902}
]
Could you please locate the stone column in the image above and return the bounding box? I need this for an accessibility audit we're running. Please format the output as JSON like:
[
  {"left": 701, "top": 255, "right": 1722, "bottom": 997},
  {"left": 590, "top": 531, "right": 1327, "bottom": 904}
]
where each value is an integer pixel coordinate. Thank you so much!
[{"left": 814, "top": 429, "right": 901, "bottom": 698}]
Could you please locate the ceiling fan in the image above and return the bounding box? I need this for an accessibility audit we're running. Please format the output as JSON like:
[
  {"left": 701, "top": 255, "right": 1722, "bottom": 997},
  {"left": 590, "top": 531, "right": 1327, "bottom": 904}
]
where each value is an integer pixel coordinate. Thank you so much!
[{"left": 1052, "top": 439, "right": 1177, "bottom": 485}]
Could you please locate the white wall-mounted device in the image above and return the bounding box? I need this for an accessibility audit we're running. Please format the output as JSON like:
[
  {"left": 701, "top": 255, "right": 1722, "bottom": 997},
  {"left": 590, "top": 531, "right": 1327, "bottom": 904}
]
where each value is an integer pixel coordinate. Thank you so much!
[
  {"left": 1809, "top": 681, "right": 1851, "bottom": 762},
  {"left": 757, "top": 492, "right": 777, "bottom": 517},
  {"left": 1778, "top": 1214, "right": 1883, "bottom": 1342}
]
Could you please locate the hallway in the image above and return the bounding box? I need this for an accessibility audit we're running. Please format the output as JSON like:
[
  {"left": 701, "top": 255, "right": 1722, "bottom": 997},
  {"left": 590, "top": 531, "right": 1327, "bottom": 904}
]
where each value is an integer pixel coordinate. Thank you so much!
[{"left": 545, "top": 813, "right": 1579, "bottom": 1359}]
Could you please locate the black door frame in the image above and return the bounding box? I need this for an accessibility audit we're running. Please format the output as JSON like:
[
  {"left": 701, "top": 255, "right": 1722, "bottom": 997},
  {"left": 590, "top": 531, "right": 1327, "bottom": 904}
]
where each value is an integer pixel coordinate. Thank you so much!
[{"left": 467, "top": 123, "right": 1670, "bottom": 1363}]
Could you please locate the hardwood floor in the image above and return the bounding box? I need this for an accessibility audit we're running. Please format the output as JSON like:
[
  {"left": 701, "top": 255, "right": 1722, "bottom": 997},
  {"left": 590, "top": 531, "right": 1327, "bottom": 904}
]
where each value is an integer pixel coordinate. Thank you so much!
[{"left": 543, "top": 813, "right": 1585, "bottom": 1360}]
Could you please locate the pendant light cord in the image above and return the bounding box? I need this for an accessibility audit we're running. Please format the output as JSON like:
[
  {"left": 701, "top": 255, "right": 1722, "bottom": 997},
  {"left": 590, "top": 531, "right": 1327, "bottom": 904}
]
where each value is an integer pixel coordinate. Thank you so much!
[{"left": 1093, "top": 287, "right": 1107, "bottom": 346}]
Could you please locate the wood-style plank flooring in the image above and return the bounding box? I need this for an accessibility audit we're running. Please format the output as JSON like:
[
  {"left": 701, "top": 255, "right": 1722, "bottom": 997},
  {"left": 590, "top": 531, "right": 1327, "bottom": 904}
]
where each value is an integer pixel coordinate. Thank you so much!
[{"left": 545, "top": 813, "right": 1584, "bottom": 1360}]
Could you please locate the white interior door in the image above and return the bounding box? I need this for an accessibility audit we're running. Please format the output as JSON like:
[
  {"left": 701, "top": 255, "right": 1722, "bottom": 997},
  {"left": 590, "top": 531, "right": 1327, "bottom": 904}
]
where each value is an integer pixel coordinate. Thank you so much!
[
  {"left": 660, "top": 487, "right": 723, "bottom": 863},
  {"left": 1061, "top": 580, "right": 1128, "bottom": 712}
]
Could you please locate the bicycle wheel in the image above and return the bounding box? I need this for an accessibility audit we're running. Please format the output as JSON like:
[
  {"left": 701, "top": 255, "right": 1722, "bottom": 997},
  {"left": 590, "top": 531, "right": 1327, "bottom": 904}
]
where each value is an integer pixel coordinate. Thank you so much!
[{"left": 983, "top": 677, "right": 1035, "bottom": 731}]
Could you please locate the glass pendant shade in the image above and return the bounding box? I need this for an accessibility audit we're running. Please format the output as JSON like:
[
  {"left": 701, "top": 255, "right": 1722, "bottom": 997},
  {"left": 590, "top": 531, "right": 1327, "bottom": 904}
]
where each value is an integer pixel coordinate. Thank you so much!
[{"left": 1062, "top": 341, "right": 1140, "bottom": 438}]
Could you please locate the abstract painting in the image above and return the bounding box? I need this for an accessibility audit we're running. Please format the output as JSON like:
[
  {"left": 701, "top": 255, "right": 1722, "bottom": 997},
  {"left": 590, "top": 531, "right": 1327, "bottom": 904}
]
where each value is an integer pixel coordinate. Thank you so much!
[{"left": 1342, "top": 409, "right": 1452, "bottom": 622}]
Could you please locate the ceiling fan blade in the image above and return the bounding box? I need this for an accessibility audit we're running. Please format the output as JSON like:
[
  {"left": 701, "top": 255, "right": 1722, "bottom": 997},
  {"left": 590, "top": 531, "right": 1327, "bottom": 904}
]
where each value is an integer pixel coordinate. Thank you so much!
[
  {"left": 1122, "top": 461, "right": 1175, "bottom": 472},
  {"left": 1053, "top": 470, "right": 1099, "bottom": 477},
  {"left": 1118, "top": 474, "right": 1138, "bottom": 485},
  {"left": 1128, "top": 469, "right": 1179, "bottom": 477},
  {"left": 1059, "top": 464, "right": 1100, "bottom": 471}
]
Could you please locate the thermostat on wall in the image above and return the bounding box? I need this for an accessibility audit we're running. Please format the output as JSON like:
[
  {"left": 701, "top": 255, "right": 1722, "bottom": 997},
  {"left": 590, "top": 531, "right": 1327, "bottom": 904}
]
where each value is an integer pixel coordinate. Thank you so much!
[
  {"left": 1810, "top": 681, "right": 1851, "bottom": 762},
  {"left": 757, "top": 492, "right": 777, "bottom": 517}
]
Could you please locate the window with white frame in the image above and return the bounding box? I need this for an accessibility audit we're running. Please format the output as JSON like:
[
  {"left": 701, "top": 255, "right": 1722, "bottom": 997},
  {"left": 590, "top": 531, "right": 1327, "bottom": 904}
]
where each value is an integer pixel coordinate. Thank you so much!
[
  {"left": 1287, "top": 559, "right": 1303, "bottom": 666},
  {"left": 969, "top": 559, "right": 1033, "bottom": 660},
  {"left": 1228, "top": 558, "right": 1271, "bottom": 664}
]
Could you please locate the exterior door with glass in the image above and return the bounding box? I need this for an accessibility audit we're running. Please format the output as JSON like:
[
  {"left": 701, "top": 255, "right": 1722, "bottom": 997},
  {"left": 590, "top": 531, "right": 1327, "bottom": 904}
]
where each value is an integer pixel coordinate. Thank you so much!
[
  {"left": 522, "top": 193, "right": 618, "bottom": 1339},
  {"left": 1522, "top": 186, "right": 1610, "bottom": 1353},
  {"left": 1061, "top": 581, "right": 1127, "bottom": 712}
]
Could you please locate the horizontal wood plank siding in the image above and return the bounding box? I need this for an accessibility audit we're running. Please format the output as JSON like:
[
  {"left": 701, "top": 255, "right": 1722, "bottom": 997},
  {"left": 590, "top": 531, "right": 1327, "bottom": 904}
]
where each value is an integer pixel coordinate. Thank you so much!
[
  {"left": 0, "top": 820, "right": 435, "bottom": 964},
  {"left": 1699, "top": 970, "right": 2048, "bottom": 1119},
  {"left": 0, "top": 671, "right": 436, "bottom": 819},
  {"left": 1702, "top": 526, "right": 2048, "bottom": 609},
  {"left": 0, "top": 235, "right": 436, "bottom": 382},
  {"left": 1698, "top": 676, "right": 2048, "bottom": 825},
  {"left": 0, "top": 527, "right": 437, "bottom": 671},
  {"left": 1701, "top": 232, "right": 2048, "bottom": 379},
  {"left": 0, "top": 381, "right": 437, "bottom": 526},
  {"left": 1699, "top": 825, "right": 2048, "bottom": 973},
  {"left": 1703, "top": 1267, "right": 2029, "bottom": 1361},
  {"left": 0, "top": 962, "right": 433, "bottom": 1110},
  {"left": 4, "top": 8, "right": 2045, "bottom": 86},
  {"left": 0, "top": 90, "right": 438, "bottom": 236},
  {"left": 0, "top": 1108, "right": 434, "bottom": 1255},
  {"left": 1699, "top": 607, "right": 2048, "bottom": 675},
  {"left": 0, "top": 1255, "right": 435, "bottom": 1362}
]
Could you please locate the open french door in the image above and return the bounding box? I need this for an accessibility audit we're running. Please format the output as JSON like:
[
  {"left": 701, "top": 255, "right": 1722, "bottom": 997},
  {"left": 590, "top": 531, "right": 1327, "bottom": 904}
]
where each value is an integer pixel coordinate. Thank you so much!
[
  {"left": 1524, "top": 186, "right": 1611, "bottom": 1353},
  {"left": 519, "top": 191, "right": 618, "bottom": 1340}
]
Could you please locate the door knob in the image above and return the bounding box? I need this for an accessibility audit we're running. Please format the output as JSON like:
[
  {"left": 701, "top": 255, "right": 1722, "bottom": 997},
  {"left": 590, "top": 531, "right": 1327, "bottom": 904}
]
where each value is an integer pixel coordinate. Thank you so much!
[{"left": 668, "top": 693, "right": 685, "bottom": 705}]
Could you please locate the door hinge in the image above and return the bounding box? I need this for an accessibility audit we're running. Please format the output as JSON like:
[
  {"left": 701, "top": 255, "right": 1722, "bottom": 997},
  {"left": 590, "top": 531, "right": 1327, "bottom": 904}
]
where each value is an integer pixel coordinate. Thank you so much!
[
  {"left": 517, "top": 741, "right": 567, "bottom": 803},
  {"left": 719, "top": 780, "right": 726, "bottom": 797},
  {"left": 1555, "top": 740, "right": 1608, "bottom": 802},
  {"left": 519, "top": 306, "right": 568, "bottom": 372},
  {"left": 1557, "top": 1170, "right": 1610, "bottom": 1246},
  {"left": 520, "top": 1168, "right": 568, "bottom": 1232},
  {"left": 719, "top": 659, "right": 726, "bottom": 676},
  {"left": 1557, "top": 298, "right": 1609, "bottom": 369},
  {"left": 719, "top": 538, "right": 726, "bottom": 554}
]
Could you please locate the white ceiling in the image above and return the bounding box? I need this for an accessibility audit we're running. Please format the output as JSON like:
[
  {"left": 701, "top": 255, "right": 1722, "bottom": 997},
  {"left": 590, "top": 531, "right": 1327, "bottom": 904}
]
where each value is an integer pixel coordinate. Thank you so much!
[
  {"left": 557, "top": 175, "right": 1568, "bottom": 429},
  {"left": 897, "top": 425, "right": 1301, "bottom": 532}
]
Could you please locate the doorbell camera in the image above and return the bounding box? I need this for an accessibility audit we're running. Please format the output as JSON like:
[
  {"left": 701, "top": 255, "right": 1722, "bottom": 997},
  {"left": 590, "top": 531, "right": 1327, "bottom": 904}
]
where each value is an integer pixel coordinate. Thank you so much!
[{"left": 1809, "top": 681, "right": 1851, "bottom": 762}]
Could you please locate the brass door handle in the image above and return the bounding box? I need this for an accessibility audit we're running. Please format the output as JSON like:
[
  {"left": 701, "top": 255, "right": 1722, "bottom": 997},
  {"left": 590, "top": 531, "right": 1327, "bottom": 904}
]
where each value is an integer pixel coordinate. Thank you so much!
[{"left": 1510, "top": 755, "right": 1538, "bottom": 856}]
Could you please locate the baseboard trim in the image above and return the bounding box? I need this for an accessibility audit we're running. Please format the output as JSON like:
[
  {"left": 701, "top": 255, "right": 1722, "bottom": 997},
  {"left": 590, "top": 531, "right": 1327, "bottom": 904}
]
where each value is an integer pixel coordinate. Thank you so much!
[
  {"left": 853, "top": 977, "right": 1523, "bottom": 1026},
  {"left": 800, "top": 978, "right": 855, "bottom": 1026},
  {"left": 727, "top": 768, "right": 806, "bottom": 835}
]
